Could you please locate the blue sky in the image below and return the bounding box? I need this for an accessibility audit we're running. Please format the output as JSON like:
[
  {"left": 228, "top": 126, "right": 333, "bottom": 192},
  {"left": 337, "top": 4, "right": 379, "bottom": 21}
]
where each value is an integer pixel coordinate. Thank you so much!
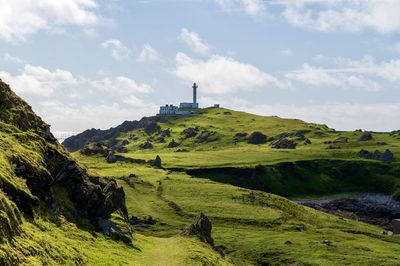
[{"left": 0, "top": 0, "right": 399, "bottom": 132}]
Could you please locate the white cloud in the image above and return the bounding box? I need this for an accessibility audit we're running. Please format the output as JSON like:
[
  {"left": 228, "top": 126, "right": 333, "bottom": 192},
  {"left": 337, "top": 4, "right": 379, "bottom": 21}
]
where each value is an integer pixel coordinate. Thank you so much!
[
  {"left": 138, "top": 44, "right": 159, "bottom": 62},
  {"left": 172, "top": 52, "right": 290, "bottom": 94},
  {"left": 0, "top": 64, "right": 77, "bottom": 97},
  {"left": 4, "top": 53, "right": 24, "bottom": 64},
  {"left": 0, "top": 64, "right": 155, "bottom": 131},
  {"left": 37, "top": 101, "right": 158, "bottom": 132},
  {"left": 286, "top": 56, "right": 400, "bottom": 91},
  {"left": 278, "top": 0, "right": 400, "bottom": 34},
  {"left": 0, "top": 0, "right": 101, "bottom": 41},
  {"left": 215, "top": 0, "right": 265, "bottom": 16},
  {"left": 280, "top": 49, "right": 293, "bottom": 56},
  {"left": 286, "top": 64, "right": 382, "bottom": 91},
  {"left": 179, "top": 28, "right": 210, "bottom": 55},
  {"left": 101, "top": 39, "right": 131, "bottom": 61},
  {"left": 92, "top": 76, "right": 153, "bottom": 95}
]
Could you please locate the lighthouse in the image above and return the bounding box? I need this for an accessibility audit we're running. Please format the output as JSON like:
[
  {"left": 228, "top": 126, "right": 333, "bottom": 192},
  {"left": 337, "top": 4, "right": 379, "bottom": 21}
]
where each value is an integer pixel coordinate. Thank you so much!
[
  {"left": 179, "top": 82, "right": 199, "bottom": 109},
  {"left": 193, "top": 82, "right": 197, "bottom": 104}
]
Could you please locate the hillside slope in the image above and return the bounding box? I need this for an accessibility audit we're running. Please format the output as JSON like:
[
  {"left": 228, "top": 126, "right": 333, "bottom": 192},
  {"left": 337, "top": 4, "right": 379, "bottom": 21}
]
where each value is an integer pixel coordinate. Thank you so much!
[
  {"left": 66, "top": 107, "right": 400, "bottom": 265},
  {"left": 0, "top": 80, "right": 229, "bottom": 265}
]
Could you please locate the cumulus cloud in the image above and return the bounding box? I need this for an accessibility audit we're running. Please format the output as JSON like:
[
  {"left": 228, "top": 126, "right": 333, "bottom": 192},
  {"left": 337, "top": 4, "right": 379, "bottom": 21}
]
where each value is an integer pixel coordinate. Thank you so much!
[
  {"left": 138, "top": 44, "right": 160, "bottom": 62},
  {"left": 0, "top": 64, "right": 77, "bottom": 97},
  {"left": 0, "top": 0, "right": 101, "bottom": 41},
  {"left": 286, "top": 64, "right": 382, "bottom": 91},
  {"left": 215, "top": 0, "right": 265, "bottom": 16},
  {"left": 179, "top": 28, "right": 210, "bottom": 55},
  {"left": 101, "top": 39, "right": 131, "bottom": 61},
  {"left": 278, "top": 0, "right": 400, "bottom": 34},
  {"left": 172, "top": 52, "right": 290, "bottom": 94},
  {"left": 0, "top": 64, "right": 155, "bottom": 131}
]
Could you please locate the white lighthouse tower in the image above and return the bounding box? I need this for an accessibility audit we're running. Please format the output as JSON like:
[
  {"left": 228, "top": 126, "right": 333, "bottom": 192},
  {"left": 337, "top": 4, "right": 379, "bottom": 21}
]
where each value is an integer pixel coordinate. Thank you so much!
[{"left": 179, "top": 82, "right": 199, "bottom": 109}]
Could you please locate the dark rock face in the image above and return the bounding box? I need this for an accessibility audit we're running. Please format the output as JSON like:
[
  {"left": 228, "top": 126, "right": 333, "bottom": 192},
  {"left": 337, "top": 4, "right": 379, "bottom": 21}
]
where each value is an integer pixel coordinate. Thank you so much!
[
  {"left": 181, "top": 127, "right": 199, "bottom": 139},
  {"left": 129, "top": 216, "right": 156, "bottom": 225},
  {"left": 139, "top": 141, "right": 153, "bottom": 149},
  {"left": 97, "top": 218, "right": 131, "bottom": 244},
  {"left": 0, "top": 80, "right": 130, "bottom": 242},
  {"left": 144, "top": 122, "right": 161, "bottom": 135},
  {"left": 80, "top": 142, "right": 110, "bottom": 156},
  {"left": 359, "top": 149, "right": 394, "bottom": 162},
  {"left": 271, "top": 138, "right": 296, "bottom": 149},
  {"left": 167, "top": 139, "right": 179, "bottom": 148},
  {"left": 299, "top": 194, "right": 400, "bottom": 228},
  {"left": 115, "top": 146, "right": 128, "bottom": 153},
  {"left": 148, "top": 155, "right": 162, "bottom": 168},
  {"left": 183, "top": 213, "right": 214, "bottom": 246},
  {"left": 49, "top": 149, "right": 128, "bottom": 217},
  {"left": 234, "top": 132, "right": 248, "bottom": 142},
  {"left": 247, "top": 132, "right": 267, "bottom": 144},
  {"left": 62, "top": 116, "right": 160, "bottom": 152},
  {"left": 359, "top": 131, "right": 373, "bottom": 141},
  {"left": 196, "top": 130, "right": 218, "bottom": 143}
]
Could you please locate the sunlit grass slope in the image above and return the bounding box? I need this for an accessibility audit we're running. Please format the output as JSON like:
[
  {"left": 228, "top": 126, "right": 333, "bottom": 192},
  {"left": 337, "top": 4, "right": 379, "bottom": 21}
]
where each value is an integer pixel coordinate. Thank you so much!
[{"left": 76, "top": 154, "right": 400, "bottom": 265}]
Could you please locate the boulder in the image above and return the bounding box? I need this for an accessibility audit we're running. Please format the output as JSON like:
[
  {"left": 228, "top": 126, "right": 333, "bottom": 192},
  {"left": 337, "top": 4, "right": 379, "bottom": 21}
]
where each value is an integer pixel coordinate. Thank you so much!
[
  {"left": 144, "top": 122, "right": 161, "bottom": 135},
  {"left": 80, "top": 142, "right": 110, "bottom": 156},
  {"left": 247, "top": 132, "right": 267, "bottom": 144},
  {"left": 183, "top": 212, "right": 214, "bottom": 246},
  {"left": 196, "top": 130, "right": 218, "bottom": 143},
  {"left": 271, "top": 138, "right": 296, "bottom": 149},
  {"left": 167, "top": 139, "right": 179, "bottom": 148},
  {"left": 116, "top": 146, "right": 128, "bottom": 153},
  {"left": 382, "top": 149, "right": 395, "bottom": 161},
  {"left": 139, "top": 141, "right": 153, "bottom": 149},
  {"left": 97, "top": 218, "right": 131, "bottom": 244},
  {"left": 359, "top": 131, "right": 373, "bottom": 141},
  {"left": 106, "top": 152, "right": 118, "bottom": 163},
  {"left": 148, "top": 155, "right": 162, "bottom": 168},
  {"left": 181, "top": 127, "right": 199, "bottom": 139},
  {"left": 359, "top": 149, "right": 394, "bottom": 162}
]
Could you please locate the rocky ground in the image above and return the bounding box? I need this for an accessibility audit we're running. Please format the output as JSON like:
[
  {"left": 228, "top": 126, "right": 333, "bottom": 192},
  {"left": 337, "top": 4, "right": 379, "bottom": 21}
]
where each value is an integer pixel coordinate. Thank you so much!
[{"left": 298, "top": 194, "right": 400, "bottom": 229}]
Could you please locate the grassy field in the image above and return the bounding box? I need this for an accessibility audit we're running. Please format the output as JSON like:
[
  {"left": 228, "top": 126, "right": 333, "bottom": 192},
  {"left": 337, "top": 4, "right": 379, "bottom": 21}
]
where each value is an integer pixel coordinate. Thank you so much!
[
  {"left": 74, "top": 154, "right": 400, "bottom": 265},
  {"left": 66, "top": 108, "right": 400, "bottom": 265}
]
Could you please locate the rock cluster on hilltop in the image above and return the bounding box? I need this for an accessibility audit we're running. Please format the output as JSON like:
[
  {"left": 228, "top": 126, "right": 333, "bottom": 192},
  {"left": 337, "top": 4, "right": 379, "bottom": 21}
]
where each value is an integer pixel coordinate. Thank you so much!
[
  {"left": 359, "top": 149, "right": 394, "bottom": 162},
  {"left": 359, "top": 131, "right": 373, "bottom": 141},
  {"left": 62, "top": 116, "right": 163, "bottom": 152},
  {"left": 247, "top": 132, "right": 267, "bottom": 144}
]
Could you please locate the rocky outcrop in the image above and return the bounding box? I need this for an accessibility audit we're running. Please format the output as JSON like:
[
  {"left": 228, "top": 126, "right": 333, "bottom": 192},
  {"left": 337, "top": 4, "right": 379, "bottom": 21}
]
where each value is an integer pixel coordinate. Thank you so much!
[
  {"left": 80, "top": 142, "right": 110, "bottom": 156},
  {"left": 62, "top": 116, "right": 161, "bottom": 152},
  {"left": 139, "top": 141, "right": 153, "bottom": 149},
  {"left": 144, "top": 122, "right": 161, "bottom": 135},
  {"left": 181, "top": 127, "right": 199, "bottom": 139},
  {"left": 183, "top": 213, "right": 214, "bottom": 246},
  {"left": 167, "top": 139, "right": 179, "bottom": 148},
  {"left": 97, "top": 218, "right": 131, "bottom": 244},
  {"left": 359, "top": 131, "right": 373, "bottom": 141},
  {"left": 299, "top": 194, "right": 400, "bottom": 228},
  {"left": 271, "top": 138, "right": 296, "bottom": 149},
  {"left": 195, "top": 130, "right": 218, "bottom": 143},
  {"left": 148, "top": 155, "right": 162, "bottom": 168},
  {"left": 247, "top": 132, "right": 267, "bottom": 144},
  {"left": 359, "top": 149, "right": 394, "bottom": 162}
]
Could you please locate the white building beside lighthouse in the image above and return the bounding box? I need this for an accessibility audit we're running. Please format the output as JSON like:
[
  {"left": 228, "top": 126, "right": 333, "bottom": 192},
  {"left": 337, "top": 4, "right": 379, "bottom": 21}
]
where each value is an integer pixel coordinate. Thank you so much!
[{"left": 159, "top": 83, "right": 199, "bottom": 116}]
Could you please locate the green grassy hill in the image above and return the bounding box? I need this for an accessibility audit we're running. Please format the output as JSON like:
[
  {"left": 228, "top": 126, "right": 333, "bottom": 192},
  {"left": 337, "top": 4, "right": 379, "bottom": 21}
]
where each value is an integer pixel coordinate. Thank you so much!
[
  {"left": 64, "top": 107, "right": 400, "bottom": 265},
  {"left": 0, "top": 81, "right": 230, "bottom": 265}
]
